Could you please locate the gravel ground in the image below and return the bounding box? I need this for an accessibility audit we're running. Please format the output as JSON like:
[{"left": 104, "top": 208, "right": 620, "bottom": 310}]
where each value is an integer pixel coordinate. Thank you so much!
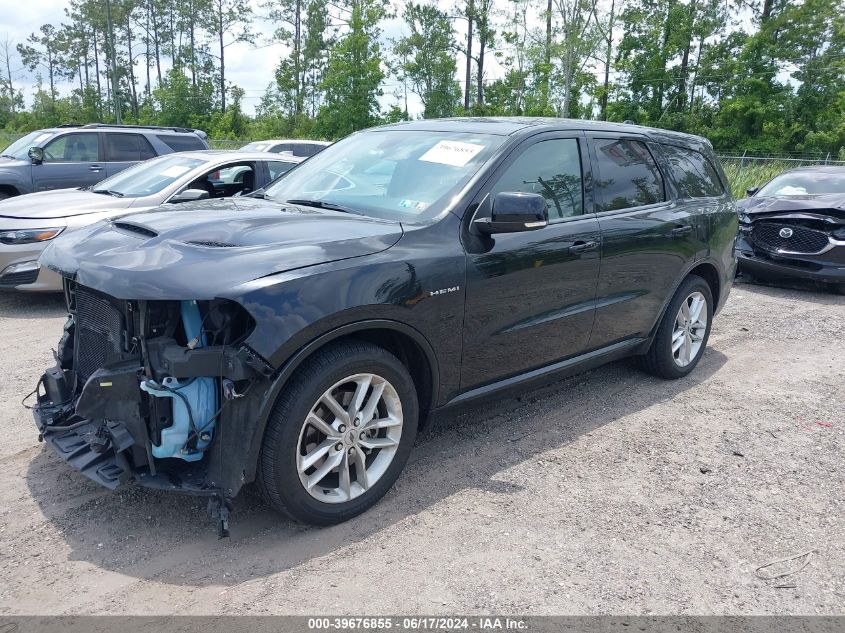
[{"left": 0, "top": 280, "right": 842, "bottom": 615}]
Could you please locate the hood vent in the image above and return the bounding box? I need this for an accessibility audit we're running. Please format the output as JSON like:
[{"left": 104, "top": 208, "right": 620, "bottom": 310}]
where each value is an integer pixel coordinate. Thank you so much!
[
  {"left": 113, "top": 221, "right": 159, "bottom": 238},
  {"left": 187, "top": 240, "right": 241, "bottom": 248}
]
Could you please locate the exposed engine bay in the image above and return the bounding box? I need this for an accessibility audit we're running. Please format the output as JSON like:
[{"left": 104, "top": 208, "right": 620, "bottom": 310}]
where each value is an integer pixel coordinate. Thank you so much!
[{"left": 29, "top": 281, "right": 271, "bottom": 536}]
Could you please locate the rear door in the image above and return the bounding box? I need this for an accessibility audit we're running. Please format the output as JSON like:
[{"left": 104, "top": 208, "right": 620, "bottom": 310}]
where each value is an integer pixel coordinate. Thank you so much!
[
  {"left": 32, "top": 132, "right": 103, "bottom": 191},
  {"left": 460, "top": 132, "right": 602, "bottom": 391},
  {"left": 586, "top": 134, "right": 702, "bottom": 349},
  {"left": 104, "top": 133, "right": 157, "bottom": 178}
]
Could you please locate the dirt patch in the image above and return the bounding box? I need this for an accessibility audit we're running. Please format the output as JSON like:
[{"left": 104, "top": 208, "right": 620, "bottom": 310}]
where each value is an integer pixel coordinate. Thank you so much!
[{"left": 0, "top": 281, "right": 842, "bottom": 615}]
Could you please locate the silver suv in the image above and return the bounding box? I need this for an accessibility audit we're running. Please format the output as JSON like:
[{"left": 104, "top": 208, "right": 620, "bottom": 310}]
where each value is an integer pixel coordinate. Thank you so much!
[{"left": 0, "top": 124, "right": 209, "bottom": 200}]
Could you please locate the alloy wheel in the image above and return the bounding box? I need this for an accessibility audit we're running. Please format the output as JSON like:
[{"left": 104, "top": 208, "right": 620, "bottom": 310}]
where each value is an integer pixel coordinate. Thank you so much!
[
  {"left": 296, "top": 373, "right": 403, "bottom": 504},
  {"left": 672, "top": 291, "right": 708, "bottom": 367}
]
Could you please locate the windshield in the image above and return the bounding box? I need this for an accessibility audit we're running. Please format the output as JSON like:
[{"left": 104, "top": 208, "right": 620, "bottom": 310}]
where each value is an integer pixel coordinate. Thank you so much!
[
  {"left": 263, "top": 129, "right": 507, "bottom": 221},
  {"left": 92, "top": 155, "right": 206, "bottom": 198},
  {"left": 241, "top": 142, "right": 273, "bottom": 152},
  {"left": 757, "top": 170, "right": 845, "bottom": 197},
  {"left": 1, "top": 131, "right": 55, "bottom": 160}
]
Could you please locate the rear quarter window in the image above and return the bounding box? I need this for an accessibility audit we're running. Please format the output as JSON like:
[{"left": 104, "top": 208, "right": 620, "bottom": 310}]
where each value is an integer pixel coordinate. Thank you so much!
[
  {"left": 592, "top": 138, "right": 665, "bottom": 212},
  {"left": 156, "top": 134, "right": 206, "bottom": 152},
  {"left": 660, "top": 144, "right": 724, "bottom": 198}
]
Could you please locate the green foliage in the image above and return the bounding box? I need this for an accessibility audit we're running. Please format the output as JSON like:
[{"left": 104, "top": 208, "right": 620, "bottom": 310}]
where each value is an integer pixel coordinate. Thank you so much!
[
  {"left": 314, "top": 0, "right": 387, "bottom": 138},
  {"left": 0, "top": 0, "right": 843, "bottom": 162},
  {"left": 394, "top": 3, "right": 460, "bottom": 119}
]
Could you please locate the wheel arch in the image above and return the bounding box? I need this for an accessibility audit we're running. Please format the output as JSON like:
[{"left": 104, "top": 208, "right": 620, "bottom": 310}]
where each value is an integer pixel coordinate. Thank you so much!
[
  {"left": 649, "top": 258, "right": 723, "bottom": 340},
  {"left": 241, "top": 319, "right": 440, "bottom": 486},
  {"left": 687, "top": 261, "right": 721, "bottom": 309},
  {"left": 0, "top": 184, "right": 20, "bottom": 198}
]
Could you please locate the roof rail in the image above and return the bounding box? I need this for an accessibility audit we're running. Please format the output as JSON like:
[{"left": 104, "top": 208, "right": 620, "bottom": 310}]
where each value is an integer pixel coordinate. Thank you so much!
[
  {"left": 79, "top": 123, "right": 207, "bottom": 138},
  {"left": 56, "top": 123, "right": 82, "bottom": 128}
]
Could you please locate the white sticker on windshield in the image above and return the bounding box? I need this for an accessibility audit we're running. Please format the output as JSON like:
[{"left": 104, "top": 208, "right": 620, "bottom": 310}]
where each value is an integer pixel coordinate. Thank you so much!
[
  {"left": 775, "top": 185, "right": 808, "bottom": 196},
  {"left": 419, "top": 140, "right": 484, "bottom": 167},
  {"left": 160, "top": 165, "right": 192, "bottom": 178}
]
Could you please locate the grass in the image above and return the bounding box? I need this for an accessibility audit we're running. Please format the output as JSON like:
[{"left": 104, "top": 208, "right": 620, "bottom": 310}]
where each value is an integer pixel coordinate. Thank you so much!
[{"left": 719, "top": 156, "right": 845, "bottom": 199}]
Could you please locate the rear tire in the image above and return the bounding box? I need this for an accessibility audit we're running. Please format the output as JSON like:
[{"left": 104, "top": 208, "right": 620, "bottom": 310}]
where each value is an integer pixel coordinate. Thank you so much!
[
  {"left": 640, "top": 275, "right": 713, "bottom": 379},
  {"left": 257, "top": 340, "right": 418, "bottom": 525}
]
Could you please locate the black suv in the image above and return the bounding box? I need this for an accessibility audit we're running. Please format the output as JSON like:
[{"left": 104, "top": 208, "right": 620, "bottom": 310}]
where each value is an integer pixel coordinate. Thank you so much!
[
  {"left": 0, "top": 124, "right": 208, "bottom": 199},
  {"left": 31, "top": 118, "right": 737, "bottom": 533}
]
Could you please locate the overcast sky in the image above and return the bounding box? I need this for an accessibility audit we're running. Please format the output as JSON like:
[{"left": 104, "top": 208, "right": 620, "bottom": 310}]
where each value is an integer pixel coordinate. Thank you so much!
[{"left": 3, "top": 0, "right": 511, "bottom": 118}]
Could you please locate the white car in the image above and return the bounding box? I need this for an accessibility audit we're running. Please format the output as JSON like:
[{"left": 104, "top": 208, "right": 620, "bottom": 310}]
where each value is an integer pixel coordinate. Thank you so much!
[
  {"left": 239, "top": 139, "right": 331, "bottom": 157},
  {"left": 0, "top": 150, "right": 302, "bottom": 291}
]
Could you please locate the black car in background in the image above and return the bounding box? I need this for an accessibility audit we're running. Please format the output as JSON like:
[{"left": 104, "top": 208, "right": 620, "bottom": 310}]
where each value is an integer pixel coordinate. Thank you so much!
[
  {"left": 30, "top": 118, "right": 737, "bottom": 533},
  {"left": 736, "top": 166, "right": 845, "bottom": 293}
]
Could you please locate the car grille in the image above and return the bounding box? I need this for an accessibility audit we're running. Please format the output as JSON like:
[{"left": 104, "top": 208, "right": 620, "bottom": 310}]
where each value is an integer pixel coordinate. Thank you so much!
[
  {"left": 749, "top": 223, "right": 830, "bottom": 255},
  {"left": 74, "top": 286, "right": 125, "bottom": 381}
]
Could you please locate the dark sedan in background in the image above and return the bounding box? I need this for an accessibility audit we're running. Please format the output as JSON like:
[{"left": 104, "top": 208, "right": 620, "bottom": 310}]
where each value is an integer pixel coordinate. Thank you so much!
[{"left": 735, "top": 166, "right": 845, "bottom": 293}]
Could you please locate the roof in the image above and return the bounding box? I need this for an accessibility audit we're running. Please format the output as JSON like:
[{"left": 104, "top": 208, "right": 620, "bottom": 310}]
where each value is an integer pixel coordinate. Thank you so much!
[
  {"left": 47, "top": 123, "right": 206, "bottom": 136},
  {"left": 155, "top": 150, "right": 303, "bottom": 163},
  {"left": 243, "top": 139, "right": 331, "bottom": 146},
  {"left": 781, "top": 165, "right": 845, "bottom": 173},
  {"left": 376, "top": 117, "right": 708, "bottom": 146}
]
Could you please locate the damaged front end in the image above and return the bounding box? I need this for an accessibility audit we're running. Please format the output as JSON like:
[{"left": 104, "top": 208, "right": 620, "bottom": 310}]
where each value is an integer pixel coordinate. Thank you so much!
[
  {"left": 736, "top": 206, "right": 845, "bottom": 285},
  {"left": 30, "top": 281, "right": 272, "bottom": 535}
]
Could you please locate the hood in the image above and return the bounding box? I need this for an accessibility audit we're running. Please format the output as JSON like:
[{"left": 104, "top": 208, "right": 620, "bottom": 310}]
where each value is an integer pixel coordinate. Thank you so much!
[
  {"left": 0, "top": 156, "right": 29, "bottom": 167},
  {"left": 737, "top": 193, "right": 845, "bottom": 216},
  {"left": 39, "top": 197, "right": 404, "bottom": 300},
  {"left": 0, "top": 189, "right": 136, "bottom": 219}
]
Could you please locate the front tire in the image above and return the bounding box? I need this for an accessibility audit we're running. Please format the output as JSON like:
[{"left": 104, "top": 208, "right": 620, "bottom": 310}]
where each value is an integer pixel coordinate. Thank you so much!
[
  {"left": 258, "top": 341, "right": 419, "bottom": 525},
  {"left": 640, "top": 275, "right": 713, "bottom": 379}
]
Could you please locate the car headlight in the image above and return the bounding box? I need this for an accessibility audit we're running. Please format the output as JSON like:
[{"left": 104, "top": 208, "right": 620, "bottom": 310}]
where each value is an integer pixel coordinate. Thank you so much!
[{"left": 0, "top": 227, "right": 65, "bottom": 245}]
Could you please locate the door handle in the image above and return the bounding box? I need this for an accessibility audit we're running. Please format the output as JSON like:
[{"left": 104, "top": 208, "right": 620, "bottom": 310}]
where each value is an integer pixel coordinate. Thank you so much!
[
  {"left": 672, "top": 224, "right": 693, "bottom": 237},
  {"left": 569, "top": 240, "right": 598, "bottom": 253},
  {"left": 89, "top": 164, "right": 103, "bottom": 172}
]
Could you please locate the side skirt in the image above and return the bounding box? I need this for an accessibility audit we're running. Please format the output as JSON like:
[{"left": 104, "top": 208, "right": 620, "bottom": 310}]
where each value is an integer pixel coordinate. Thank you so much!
[{"left": 439, "top": 337, "right": 649, "bottom": 410}]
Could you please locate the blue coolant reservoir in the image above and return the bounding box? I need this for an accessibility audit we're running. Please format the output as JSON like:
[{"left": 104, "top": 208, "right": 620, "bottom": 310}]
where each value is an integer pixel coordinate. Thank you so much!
[{"left": 142, "top": 300, "right": 218, "bottom": 462}]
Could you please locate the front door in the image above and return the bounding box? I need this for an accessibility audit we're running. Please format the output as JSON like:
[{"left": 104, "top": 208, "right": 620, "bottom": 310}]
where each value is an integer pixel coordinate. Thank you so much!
[
  {"left": 460, "top": 134, "right": 602, "bottom": 392},
  {"left": 33, "top": 132, "right": 104, "bottom": 191}
]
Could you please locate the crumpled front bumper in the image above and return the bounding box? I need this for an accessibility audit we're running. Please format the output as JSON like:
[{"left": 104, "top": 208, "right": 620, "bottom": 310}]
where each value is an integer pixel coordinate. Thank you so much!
[
  {"left": 32, "top": 365, "right": 220, "bottom": 496},
  {"left": 735, "top": 233, "right": 845, "bottom": 284},
  {"left": 34, "top": 414, "right": 136, "bottom": 489}
]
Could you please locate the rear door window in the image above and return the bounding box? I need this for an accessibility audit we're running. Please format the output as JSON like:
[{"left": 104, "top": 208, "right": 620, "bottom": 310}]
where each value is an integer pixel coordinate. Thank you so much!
[
  {"left": 660, "top": 144, "right": 724, "bottom": 198},
  {"left": 592, "top": 138, "right": 665, "bottom": 211},
  {"left": 105, "top": 133, "right": 157, "bottom": 161},
  {"left": 268, "top": 161, "right": 295, "bottom": 180}
]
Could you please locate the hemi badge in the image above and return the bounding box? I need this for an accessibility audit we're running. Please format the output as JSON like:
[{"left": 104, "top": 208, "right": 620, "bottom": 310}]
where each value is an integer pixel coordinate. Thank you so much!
[{"left": 99, "top": 381, "right": 113, "bottom": 387}]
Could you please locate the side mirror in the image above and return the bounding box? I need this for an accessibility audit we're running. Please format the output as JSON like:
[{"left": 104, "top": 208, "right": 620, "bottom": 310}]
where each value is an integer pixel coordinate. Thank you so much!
[
  {"left": 746, "top": 186, "right": 760, "bottom": 197},
  {"left": 28, "top": 147, "right": 44, "bottom": 164},
  {"left": 169, "top": 188, "right": 210, "bottom": 203},
  {"left": 474, "top": 192, "right": 549, "bottom": 235}
]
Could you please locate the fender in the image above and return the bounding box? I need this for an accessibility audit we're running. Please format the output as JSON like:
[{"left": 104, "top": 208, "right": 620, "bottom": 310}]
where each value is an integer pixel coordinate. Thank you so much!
[
  {"left": 239, "top": 318, "right": 441, "bottom": 486},
  {"left": 648, "top": 255, "right": 728, "bottom": 339}
]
